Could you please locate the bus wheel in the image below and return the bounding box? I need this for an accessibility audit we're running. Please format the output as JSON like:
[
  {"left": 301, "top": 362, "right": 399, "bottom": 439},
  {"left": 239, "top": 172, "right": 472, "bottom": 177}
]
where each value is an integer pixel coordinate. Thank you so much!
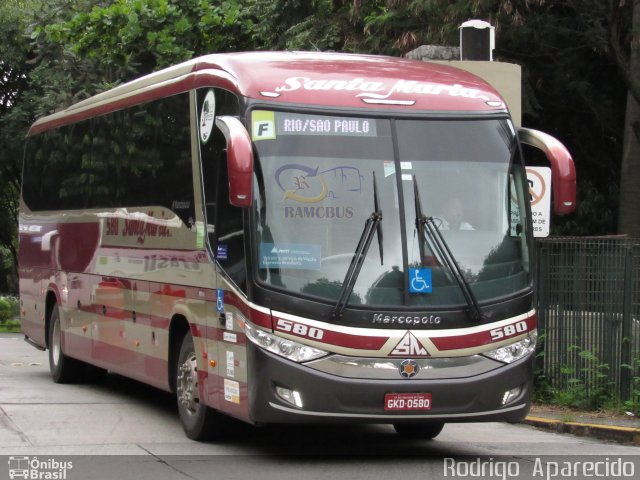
[
  {"left": 393, "top": 422, "right": 444, "bottom": 440},
  {"left": 48, "top": 304, "right": 84, "bottom": 383},
  {"left": 176, "top": 332, "right": 220, "bottom": 441}
]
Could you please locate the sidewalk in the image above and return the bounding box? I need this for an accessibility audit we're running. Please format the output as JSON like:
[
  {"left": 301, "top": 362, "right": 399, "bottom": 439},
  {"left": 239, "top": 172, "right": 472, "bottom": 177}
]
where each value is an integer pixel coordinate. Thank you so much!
[{"left": 523, "top": 404, "right": 640, "bottom": 445}]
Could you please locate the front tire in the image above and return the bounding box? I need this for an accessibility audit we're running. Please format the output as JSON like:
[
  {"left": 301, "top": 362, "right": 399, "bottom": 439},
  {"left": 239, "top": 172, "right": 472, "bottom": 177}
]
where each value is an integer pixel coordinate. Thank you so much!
[
  {"left": 393, "top": 422, "right": 444, "bottom": 440},
  {"left": 176, "top": 332, "right": 222, "bottom": 441},
  {"left": 48, "top": 304, "right": 85, "bottom": 383}
]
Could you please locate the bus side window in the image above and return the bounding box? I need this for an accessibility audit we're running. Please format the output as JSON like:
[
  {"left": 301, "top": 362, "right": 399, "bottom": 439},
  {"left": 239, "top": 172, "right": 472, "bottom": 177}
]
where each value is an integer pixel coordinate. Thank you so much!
[{"left": 23, "top": 121, "right": 92, "bottom": 211}]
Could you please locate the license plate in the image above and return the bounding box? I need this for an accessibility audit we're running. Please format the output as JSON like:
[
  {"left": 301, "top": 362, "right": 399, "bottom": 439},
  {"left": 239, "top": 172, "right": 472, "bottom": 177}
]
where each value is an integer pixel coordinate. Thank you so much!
[{"left": 384, "top": 392, "right": 432, "bottom": 411}]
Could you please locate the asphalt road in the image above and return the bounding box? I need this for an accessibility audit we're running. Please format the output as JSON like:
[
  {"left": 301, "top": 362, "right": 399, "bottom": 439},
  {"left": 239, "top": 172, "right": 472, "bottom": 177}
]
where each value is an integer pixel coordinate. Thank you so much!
[{"left": 1, "top": 333, "right": 638, "bottom": 480}]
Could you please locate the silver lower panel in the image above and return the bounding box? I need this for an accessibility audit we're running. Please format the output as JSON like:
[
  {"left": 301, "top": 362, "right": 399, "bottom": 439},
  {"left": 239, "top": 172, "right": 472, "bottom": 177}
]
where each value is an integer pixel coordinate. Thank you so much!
[{"left": 305, "top": 354, "right": 503, "bottom": 380}]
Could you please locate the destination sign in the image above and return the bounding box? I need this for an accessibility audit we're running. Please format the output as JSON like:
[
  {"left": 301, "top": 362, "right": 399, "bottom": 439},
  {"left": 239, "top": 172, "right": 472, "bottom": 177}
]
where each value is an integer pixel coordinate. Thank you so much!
[{"left": 276, "top": 113, "right": 377, "bottom": 137}]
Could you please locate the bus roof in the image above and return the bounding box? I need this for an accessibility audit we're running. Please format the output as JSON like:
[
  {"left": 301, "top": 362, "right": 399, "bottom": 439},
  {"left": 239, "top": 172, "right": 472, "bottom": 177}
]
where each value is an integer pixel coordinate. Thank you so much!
[{"left": 29, "top": 51, "right": 508, "bottom": 135}]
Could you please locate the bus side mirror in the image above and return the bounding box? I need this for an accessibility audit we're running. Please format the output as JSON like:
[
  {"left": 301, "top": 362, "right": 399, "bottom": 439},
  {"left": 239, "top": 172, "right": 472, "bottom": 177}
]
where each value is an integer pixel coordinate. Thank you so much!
[
  {"left": 518, "top": 127, "right": 576, "bottom": 215},
  {"left": 215, "top": 116, "right": 254, "bottom": 208}
]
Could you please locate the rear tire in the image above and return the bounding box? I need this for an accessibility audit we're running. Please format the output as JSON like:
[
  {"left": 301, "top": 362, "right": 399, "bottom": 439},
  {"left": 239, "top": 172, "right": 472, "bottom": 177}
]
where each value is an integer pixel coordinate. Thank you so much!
[
  {"left": 393, "top": 422, "right": 444, "bottom": 440},
  {"left": 48, "top": 304, "right": 85, "bottom": 383},
  {"left": 176, "top": 332, "right": 222, "bottom": 441}
]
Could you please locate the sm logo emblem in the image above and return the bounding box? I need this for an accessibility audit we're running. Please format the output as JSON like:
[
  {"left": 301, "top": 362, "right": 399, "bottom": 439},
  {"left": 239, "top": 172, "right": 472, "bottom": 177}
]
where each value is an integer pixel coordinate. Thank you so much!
[{"left": 390, "top": 331, "right": 430, "bottom": 357}]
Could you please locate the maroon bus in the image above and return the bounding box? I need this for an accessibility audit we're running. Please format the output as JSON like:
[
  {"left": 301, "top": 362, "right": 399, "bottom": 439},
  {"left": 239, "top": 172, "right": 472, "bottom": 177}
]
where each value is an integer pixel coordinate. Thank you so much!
[{"left": 19, "top": 52, "right": 576, "bottom": 440}]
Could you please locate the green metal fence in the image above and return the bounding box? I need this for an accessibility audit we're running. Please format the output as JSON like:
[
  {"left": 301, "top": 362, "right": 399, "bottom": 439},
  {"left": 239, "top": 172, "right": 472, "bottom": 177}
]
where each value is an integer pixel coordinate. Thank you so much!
[{"left": 536, "top": 237, "right": 640, "bottom": 406}]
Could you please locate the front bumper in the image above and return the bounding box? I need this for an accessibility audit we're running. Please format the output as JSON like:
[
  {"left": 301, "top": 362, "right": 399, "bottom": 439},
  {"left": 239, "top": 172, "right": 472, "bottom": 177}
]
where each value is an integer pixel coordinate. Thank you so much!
[{"left": 247, "top": 342, "right": 533, "bottom": 424}]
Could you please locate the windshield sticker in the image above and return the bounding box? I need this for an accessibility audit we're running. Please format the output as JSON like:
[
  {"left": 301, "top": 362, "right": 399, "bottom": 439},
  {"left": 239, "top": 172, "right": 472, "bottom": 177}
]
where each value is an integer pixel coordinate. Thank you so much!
[
  {"left": 199, "top": 90, "right": 215, "bottom": 144},
  {"left": 401, "top": 174, "right": 413, "bottom": 181},
  {"left": 276, "top": 163, "right": 363, "bottom": 204},
  {"left": 217, "top": 244, "right": 228, "bottom": 261},
  {"left": 259, "top": 243, "right": 321, "bottom": 270},
  {"left": 409, "top": 268, "right": 433, "bottom": 294},
  {"left": 401, "top": 162, "right": 413, "bottom": 170},
  {"left": 196, "top": 222, "right": 205, "bottom": 249},
  {"left": 274, "top": 113, "right": 376, "bottom": 137},
  {"left": 383, "top": 161, "right": 395, "bottom": 178},
  {"left": 252, "top": 110, "right": 276, "bottom": 141}
]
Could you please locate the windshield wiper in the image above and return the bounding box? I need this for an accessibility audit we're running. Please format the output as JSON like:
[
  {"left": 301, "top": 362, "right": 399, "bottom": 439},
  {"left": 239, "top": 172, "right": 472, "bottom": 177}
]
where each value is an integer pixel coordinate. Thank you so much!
[
  {"left": 332, "top": 172, "right": 383, "bottom": 319},
  {"left": 413, "top": 176, "right": 428, "bottom": 264},
  {"left": 373, "top": 171, "right": 384, "bottom": 265},
  {"left": 413, "top": 175, "right": 484, "bottom": 323}
]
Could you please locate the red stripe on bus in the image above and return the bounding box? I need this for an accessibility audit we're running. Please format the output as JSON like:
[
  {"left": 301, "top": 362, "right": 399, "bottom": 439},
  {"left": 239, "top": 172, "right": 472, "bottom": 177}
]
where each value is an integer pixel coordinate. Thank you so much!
[
  {"left": 249, "top": 307, "right": 272, "bottom": 329},
  {"left": 222, "top": 288, "right": 273, "bottom": 329},
  {"left": 316, "top": 329, "right": 389, "bottom": 351},
  {"left": 430, "top": 314, "right": 537, "bottom": 351},
  {"left": 221, "top": 288, "right": 251, "bottom": 318}
]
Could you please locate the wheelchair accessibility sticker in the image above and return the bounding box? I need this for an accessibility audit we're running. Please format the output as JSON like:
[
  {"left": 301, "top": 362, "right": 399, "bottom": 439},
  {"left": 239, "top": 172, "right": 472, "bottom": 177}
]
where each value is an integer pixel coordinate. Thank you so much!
[
  {"left": 216, "top": 288, "right": 225, "bottom": 312},
  {"left": 409, "top": 268, "right": 432, "bottom": 293}
]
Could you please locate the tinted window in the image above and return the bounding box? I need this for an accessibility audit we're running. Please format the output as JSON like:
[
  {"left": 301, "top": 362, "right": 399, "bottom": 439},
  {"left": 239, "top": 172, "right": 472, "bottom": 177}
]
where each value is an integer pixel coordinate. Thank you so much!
[{"left": 22, "top": 93, "right": 195, "bottom": 225}]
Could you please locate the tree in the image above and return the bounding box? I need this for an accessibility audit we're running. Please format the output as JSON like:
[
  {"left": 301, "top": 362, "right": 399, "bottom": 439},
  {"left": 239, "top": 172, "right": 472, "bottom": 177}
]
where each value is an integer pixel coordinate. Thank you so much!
[
  {"left": 0, "top": 1, "right": 39, "bottom": 292},
  {"left": 248, "top": 0, "right": 365, "bottom": 51},
  {"left": 29, "top": 0, "right": 254, "bottom": 113},
  {"left": 616, "top": 1, "right": 640, "bottom": 236},
  {"left": 535, "top": 0, "right": 640, "bottom": 236}
]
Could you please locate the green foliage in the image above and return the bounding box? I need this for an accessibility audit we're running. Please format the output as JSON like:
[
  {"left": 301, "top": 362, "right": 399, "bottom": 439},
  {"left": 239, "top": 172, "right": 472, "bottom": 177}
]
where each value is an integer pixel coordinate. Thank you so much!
[
  {"left": 621, "top": 355, "right": 640, "bottom": 416},
  {"left": 0, "top": 2, "right": 36, "bottom": 292},
  {"left": 559, "top": 346, "right": 615, "bottom": 410},
  {"left": 358, "top": 0, "right": 468, "bottom": 54},
  {"left": 552, "top": 180, "right": 618, "bottom": 236},
  {"left": 0, "top": 248, "right": 17, "bottom": 295},
  {"left": 29, "top": 0, "right": 254, "bottom": 110},
  {"left": 44, "top": 0, "right": 233, "bottom": 67},
  {"left": 0, "top": 295, "right": 20, "bottom": 333},
  {"left": 0, "top": 297, "right": 11, "bottom": 322},
  {"left": 533, "top": 347, "right": 555, "bottom": 404},
  {"left": 536, "top": 345, "right": 622, "bottom": 411},
  {"left": 249, "top": 0, "right": 358, "bottom": 51}
]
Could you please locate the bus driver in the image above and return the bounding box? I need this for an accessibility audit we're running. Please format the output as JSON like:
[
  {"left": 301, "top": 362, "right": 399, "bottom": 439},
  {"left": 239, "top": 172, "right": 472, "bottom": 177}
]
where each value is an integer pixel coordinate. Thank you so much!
[{"left": 438, "top": 197, "right": 474, "bottom": 230}]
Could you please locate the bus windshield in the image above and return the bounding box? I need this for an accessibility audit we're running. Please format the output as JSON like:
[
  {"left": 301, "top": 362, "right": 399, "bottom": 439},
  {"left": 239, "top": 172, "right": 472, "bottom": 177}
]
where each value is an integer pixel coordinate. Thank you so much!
[{"left": 251, "top": 110, "right": 531, "bottom": 309}]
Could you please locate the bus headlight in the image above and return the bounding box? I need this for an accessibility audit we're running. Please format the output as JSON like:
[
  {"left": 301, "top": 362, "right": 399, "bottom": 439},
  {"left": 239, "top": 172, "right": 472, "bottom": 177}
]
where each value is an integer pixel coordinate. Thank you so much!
[
  {"left": 244, "top": 321, "right": 329, "bottom": 363},
  {"left": 483, "top": 333, "right": 537, "bottom": 364}
]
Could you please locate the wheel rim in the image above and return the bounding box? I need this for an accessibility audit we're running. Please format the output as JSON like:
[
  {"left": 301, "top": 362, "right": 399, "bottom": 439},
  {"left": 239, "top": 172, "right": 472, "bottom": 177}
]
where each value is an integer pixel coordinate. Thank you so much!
[
  {"left": 177, "top": 351, "right": 199, "bottom": 416},
  {"left": 51, "top": 315, "right": 61, "bottom": 368}
]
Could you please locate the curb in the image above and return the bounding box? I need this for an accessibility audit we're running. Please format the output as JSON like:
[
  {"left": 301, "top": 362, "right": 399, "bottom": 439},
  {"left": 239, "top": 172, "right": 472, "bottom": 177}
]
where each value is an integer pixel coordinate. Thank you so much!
[{"left": 523, "top": 415, "right": 640, "bottom": 445}]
